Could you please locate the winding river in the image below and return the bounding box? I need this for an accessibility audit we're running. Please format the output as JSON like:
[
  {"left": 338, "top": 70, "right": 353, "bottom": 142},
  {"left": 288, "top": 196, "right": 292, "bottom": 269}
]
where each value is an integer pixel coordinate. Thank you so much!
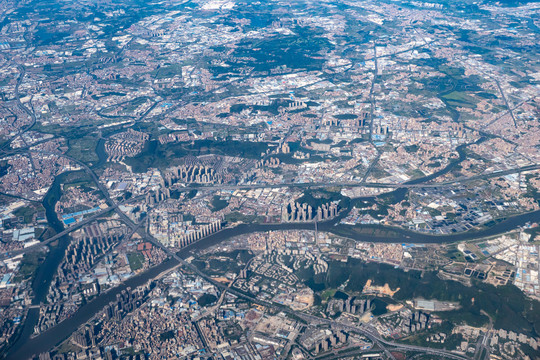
[{"left": 4, "top": 137, "right": 540, "bottom": 359}]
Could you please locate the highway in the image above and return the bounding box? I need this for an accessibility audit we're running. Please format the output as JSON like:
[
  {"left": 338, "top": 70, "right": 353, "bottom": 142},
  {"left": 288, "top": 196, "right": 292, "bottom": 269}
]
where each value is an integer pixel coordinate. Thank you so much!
[
  {"left": 73, "top": 150, "right": 474, "bottom": 359},
  {"left": 0, "top": 141, "right": 530, "bottom": 359},
  {"left": 494, "top": 79, "right": 517, "bottom": 128},
  {"left": 0, "top": 33, "right": 521, "bottom": 360},
  {"left": 361, "top": 41, "right": 381, "bottom": 184},
  {"left": 485, "top": 96, "right": 533, "bottom": 129},
  {"left": 126, "top": 223, "right": 471, "bottom": 360},
  {"left": 156, "top": 163, "right": 540, "bottom": 192},
  {"left": 53, "top": 165, "right": 468, "bottom": 360},
  {"left": 0, "top": 100, "right": 522, "bottom": 360},
  {"left": 1, "top": 65, "right": 37, "bottom": 151}
]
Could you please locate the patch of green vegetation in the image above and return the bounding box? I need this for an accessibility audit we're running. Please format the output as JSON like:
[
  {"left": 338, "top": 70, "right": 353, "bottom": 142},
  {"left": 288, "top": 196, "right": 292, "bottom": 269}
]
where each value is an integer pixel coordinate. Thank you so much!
[
  {"left": 224, "top": 211, "right": 258, "bottom": 224},
  {"left": 296, "top": 264, "right": 325, "bottom": 292},
  {"left": 192, "top": 259, "right": 207, "bottom": 271},
  {"left": 63, "top": 180, "right": 95, "bottom": 191},
  {"left": 321, "top": 289, "right": 337, "bottom": 301},
  {"left": 118, "top": 97, "right": 148, "bottom": 114},
  {"left": 476, "top": 92, "right": 498, "bottom": 99},
  {"left": 445, "top": 248, "right": 465, "bottom": 262},
  {"left": 399, "top": 321, "right": 463, "bottom": 350},
  {"left": 229, "top": 26, "right": 332, "bottom": 73},
  {"left": 230, "top": 99, "right": 289, "bottom": 116},
  {"left": 125, "top": 139, "right": 268, "bottom": 172},
  {"left": 152, "top": 64, "right": 182, "bottom": 79},
  {"left": 407, "top": 168, "right": 426, "bottom": 180},
  {"left": 13, "top": 252, "right": 44, "bottom": 283},
  {"left": 203, "top": 249, "right": 254, "bottom": 275},
  {"left": 220, "top": 322, "right": 244, "bottom": 342},
  {"left": 404, "top": 144, "right": 419, "bottom": 153},
  {"left": 442, "top": 91, "right": 477, "bottom": 107},
  {"left": 32, "top": 120, "right": 100, "bottom": 138},
  {"left": 159, "top": 330, "right": 175, "bottom": 341},
  {"left": 13, "top": 205, "right": 42, "bottom": 224},
  {"left": 66, "top": 135, "right": 99, "bottom": 164},
  {"left": 60, "top": 172, "right": 95, "bottom": 189},
  {"left": 123, "top": 140, "right": 177, "bottom": 172},
  {"left": 438, "top": 65, "right": 465, "bottom": 78},
  {"left": 197, "top": 293, "right": 218, "bottom": 307},
  {"left": 127, "top": 252, "right": 145, "bottom": 271},
  {"left": 91, "top": 91, "right": 126, "bottom": 100},
  {"left": 296, "top": 188, "right": 349, "bottom": 209},
  {"left": 119, "top": 346, "right": 145, "bottom": 356},
  {"left": 273, "top": 150, "right": 328, "bottom": 165},
  {"left": 0, "top": 160, "right": 10, "bottom": 177},
  {"left": 210, "top": 195, "right": 229, "bottom": 212},
  {"left": 207, "top": 257, "right": 240, "bottom": 274},
  {"left": 522, "top": 342, "right": 540, "bottom": 359},
  {"left": 333, "top": 114, "right": 358, "bottom": 120},
  {"left": 133, "top": 121, "right": 170, "bottom": 140},
  {"left": 509, "top": 80, "right": 527, "bottom": 89},
  {"left": 369, "top": 165, "right": 391, "bottom": 180},
  {"left": 56, "top": 339, "right": 83, "bottom": 354},
  {"left": 303, "top": 259, "right": 540, "bottom": 335}
]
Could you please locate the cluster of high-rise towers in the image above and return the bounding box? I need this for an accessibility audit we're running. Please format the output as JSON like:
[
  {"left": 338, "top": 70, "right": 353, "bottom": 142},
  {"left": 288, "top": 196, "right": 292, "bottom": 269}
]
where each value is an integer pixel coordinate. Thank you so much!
[
  {"left": 164, "top": 165, "right": 222, "bottom": 186},
  {"left": 175, "top": 220, "right": 222, "bottom": 248},
  {"left": 146, "top": 187, "right": 171, "bottom": 204},
  {"left": 326, "top": 297, "right": 372, "bottom": 316},
  {"left": 281, "top": 201, "right": 339, "bottom": 222},
  {"left": 313, "top": 330, "right": 348, "bottom": 354}
]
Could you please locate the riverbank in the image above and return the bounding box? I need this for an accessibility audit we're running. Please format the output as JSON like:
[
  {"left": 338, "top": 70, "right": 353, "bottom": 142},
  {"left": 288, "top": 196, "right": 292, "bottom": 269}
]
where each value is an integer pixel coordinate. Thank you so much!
[
  {"left": 5, "top": 204, "right": 539, "bottom": 359},
  {"left": 4, "top": 171, "right": 77, "bottom": 359}
]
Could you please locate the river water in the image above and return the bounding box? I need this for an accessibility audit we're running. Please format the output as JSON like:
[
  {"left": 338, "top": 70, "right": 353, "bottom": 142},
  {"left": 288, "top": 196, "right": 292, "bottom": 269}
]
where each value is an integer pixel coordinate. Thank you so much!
[
  {"left": 5, "top": 139, "right": 540, "bottom": 358},
  {"left": 5, "top": 172, "right": 73, "bottom": 359},
  {"left": 6, "top": 204, "right": 539, "bottom": 359}
]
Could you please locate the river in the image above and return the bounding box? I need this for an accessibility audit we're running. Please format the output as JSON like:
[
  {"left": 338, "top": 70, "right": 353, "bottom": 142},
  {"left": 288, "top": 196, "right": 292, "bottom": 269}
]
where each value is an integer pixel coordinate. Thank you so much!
[
  {"left": 5, "top": 259, "right": 179, "bottom": 360},
  {"left": 4, "top": 171, "right": 74, "bottom": 359},
  {"left": 4, "top": 136, "right": 540, "bottom": 359},
  {"left": 6, "top": 203, "right": 540, "bottom": 359}
]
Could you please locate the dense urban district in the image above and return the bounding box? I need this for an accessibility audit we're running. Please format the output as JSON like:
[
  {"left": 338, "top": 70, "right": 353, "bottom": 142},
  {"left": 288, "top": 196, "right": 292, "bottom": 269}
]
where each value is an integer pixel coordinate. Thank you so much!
[{"left": 0, "top": 0, "right": 539, "bottom": 359}]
